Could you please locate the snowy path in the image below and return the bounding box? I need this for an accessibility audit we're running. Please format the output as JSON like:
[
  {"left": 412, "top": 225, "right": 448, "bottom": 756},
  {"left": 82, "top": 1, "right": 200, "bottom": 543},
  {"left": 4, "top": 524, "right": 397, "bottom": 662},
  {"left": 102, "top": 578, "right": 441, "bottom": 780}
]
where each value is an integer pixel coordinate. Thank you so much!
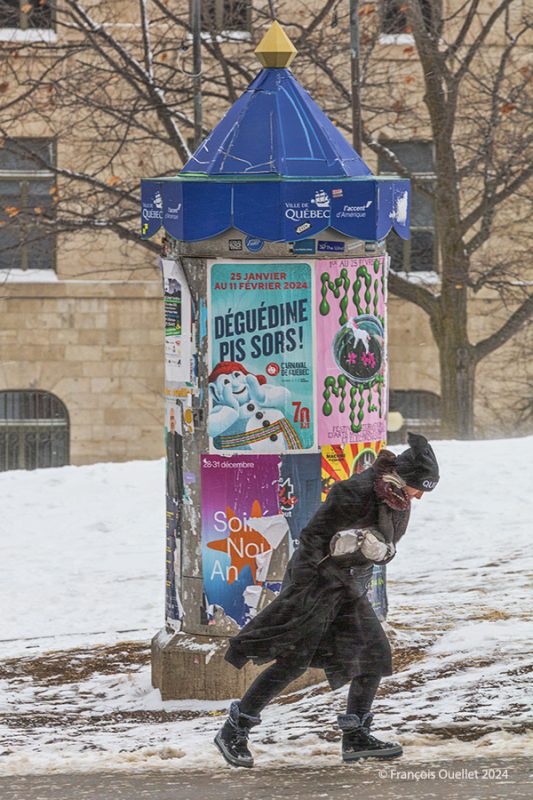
[{"left": 0, "top": 437, "right": 532, "bottom": 775}]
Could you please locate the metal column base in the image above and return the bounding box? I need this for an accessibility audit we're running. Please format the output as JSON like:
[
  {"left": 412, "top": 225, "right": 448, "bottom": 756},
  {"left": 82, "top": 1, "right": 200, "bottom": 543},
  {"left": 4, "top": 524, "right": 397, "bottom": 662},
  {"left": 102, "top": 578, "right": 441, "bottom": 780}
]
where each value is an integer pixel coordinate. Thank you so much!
[{"left": 151, "top": 627, "right": 324, "bottom": 701}]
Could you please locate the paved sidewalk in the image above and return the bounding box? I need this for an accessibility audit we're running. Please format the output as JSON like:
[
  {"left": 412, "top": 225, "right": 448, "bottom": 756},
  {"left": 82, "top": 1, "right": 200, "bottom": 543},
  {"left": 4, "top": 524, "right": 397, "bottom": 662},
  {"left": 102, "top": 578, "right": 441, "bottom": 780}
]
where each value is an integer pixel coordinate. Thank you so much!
[{"left": 1, "top": 758, "right": 531, "bottom": 800}]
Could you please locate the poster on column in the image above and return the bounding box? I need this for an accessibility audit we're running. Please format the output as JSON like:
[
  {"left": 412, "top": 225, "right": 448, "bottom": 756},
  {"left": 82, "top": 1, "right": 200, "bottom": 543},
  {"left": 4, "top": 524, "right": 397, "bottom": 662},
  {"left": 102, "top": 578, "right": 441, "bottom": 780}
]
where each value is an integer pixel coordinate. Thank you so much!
[
  {"left": 279, "top": 453, "right": 322, "bottom": 548},
  {"left": 321, "top": 439, "right": 387, "bottom": 619},
  {"left": 165, "top": 395, "right": 185, "bottom": 628},
  {"left": 316, "top": 257, "right": 387, "bottom": 445},
  {"left": 201, "top": 454, "right": 290, "bottom": 627},
  {"left": 208, "top": 261, "right": 314, "bottom": 453},
  {"left": 321, "top": 440, "right": 385, "bottom": 500},
  {"left": 161, "top": 258, "right": 192, "bottom": 385}
]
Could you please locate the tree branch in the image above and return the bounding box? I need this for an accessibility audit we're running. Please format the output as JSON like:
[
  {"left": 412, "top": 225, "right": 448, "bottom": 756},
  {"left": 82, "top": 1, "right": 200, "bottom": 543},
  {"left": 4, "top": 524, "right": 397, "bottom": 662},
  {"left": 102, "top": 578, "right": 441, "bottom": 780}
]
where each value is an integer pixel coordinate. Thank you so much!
[
  {"left": 139, "top": 0, "right": 154, "bottom": 82},
  {"left": 445, "top": 0, "right": 481, "bottom": 60},
  {"left": 363, "top": 137, "right": 435, "bottom": 198},
  {"left": 388, "top": 269, "right": 439, "bottom": 317},
  {"left": 64, "top": 0, "right": 191, "bottom": 163},
  {"left": 474, "top": 293, "right": 533, "bottom": 362},
  {"left": 453, "top": 0, "right": 515, "bottom": 82},
  {"left": 462, "top": 161, "right": 533, "bottom": 237}
]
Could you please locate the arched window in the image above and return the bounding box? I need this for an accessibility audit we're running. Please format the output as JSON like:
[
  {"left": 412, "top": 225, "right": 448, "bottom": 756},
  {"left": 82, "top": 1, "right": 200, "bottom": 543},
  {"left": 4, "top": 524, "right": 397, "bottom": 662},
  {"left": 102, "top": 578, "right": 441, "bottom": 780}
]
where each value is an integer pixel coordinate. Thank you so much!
[{"left": 0, "top": 390, "right": 69, "bottom": 471}]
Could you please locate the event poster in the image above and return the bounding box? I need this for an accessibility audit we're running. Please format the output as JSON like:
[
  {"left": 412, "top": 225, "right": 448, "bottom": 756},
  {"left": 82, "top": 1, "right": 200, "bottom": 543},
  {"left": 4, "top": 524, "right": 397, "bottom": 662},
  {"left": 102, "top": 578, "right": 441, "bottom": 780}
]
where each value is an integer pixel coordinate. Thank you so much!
[
  {"left": 279, "top": 453, "right": 322, "bottom": 547},
  {"left": 201, "top": 454, "right": 290, "bottom": 626},
  {"left": 316, "top": 257, "right": 387, "bottom": 445},
  {"left": 208, "top": 262, "right": 314, "bottom": 453},
  {"left": 321, "top": 439, "right": 387, "bottom": 620},
  {"left": 162, "top": 258, "right": 192, "bottom": 385},
  {"left": 321, "top": 440, "right": 385, "bottom": 500}
]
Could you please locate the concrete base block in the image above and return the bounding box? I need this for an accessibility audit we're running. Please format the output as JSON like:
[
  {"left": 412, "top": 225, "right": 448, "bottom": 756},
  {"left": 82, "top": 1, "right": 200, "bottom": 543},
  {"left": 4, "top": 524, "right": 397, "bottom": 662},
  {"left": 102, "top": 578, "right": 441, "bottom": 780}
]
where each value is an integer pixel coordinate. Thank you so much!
[{"left": 151, "top": 627, "right": 325, "bottom": 701}]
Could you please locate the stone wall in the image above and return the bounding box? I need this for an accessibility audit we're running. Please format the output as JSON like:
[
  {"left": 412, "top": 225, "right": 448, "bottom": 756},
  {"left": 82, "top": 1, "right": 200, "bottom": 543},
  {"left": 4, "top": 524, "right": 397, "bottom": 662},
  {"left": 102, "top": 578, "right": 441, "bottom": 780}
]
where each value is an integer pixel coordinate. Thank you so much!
[
  {"left": 0, "top": 280, "right": 165, "bottom": 464},
  {"left": 388, "top": 297, "right": 440, "bottom": 396}
]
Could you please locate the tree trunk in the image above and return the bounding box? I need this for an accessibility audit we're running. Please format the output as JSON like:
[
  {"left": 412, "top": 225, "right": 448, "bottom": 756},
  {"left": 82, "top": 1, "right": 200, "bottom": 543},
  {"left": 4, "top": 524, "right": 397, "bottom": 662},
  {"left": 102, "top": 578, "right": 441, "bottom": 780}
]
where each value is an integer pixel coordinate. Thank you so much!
[
  {"left": 439, "top": 337, "right": 476, "bottom": 439},
  {"left": 433, "top": 283, "right": 476, "bottom": 439}
]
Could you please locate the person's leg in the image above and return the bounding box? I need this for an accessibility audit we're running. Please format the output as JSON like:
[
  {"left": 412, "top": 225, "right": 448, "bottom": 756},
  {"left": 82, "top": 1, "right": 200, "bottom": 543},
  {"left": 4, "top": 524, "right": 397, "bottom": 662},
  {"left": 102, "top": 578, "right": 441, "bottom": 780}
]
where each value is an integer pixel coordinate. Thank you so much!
[
  {"left": 339, "top": 672, "right": 402, "bottom": 761},
  {"left": 215, "top": 659, "right": 307, "bottom": 767},
  {"left": 240, "top": 659, "right": 307, "bottom": 716},
  {"left": 338, "top": 595, "right": 401, "bottom": 761},
  {"left": 346, "top": 672, "right": 382, "bottom": 717}
]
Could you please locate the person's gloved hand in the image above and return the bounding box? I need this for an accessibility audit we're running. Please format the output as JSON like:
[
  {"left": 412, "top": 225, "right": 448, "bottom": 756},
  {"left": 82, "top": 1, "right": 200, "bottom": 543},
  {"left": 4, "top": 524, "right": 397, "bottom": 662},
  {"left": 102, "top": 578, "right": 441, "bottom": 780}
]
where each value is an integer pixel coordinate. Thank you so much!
[
  {"left": 360, "top": 531, "right": 395, "bottom": 562},
  {"left": 329, "top": 529, "right": 366, "bottom": 557}
]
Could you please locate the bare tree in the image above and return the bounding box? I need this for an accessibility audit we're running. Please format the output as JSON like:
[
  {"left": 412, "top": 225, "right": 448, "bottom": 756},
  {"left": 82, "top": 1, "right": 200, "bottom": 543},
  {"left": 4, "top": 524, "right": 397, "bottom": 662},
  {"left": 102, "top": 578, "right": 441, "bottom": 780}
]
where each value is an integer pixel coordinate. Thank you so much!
[
  {"left": 0, "top": 0, "right": 531, "bottom": 436},
  {"left": 394, "top": 0, "right": 533, "bottom": 438}
]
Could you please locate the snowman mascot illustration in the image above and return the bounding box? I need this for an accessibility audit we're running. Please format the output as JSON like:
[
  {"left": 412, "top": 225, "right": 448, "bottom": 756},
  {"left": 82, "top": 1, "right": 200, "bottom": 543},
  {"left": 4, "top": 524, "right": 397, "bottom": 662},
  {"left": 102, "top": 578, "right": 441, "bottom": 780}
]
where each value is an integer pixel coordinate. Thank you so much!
[{"left": 208, "top": 362, "right": 302, "bottom": 452}]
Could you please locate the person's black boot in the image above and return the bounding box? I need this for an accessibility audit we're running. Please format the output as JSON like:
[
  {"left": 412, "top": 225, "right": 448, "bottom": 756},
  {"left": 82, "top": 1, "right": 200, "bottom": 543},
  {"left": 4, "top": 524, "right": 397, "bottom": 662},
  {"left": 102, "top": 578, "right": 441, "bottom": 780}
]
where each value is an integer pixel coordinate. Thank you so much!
[
  {"left": 214, "top": 701, "right": 261, "bottom": 768},
  {"left": 338, "top": 712, "right": 403, "bottom": 761}
]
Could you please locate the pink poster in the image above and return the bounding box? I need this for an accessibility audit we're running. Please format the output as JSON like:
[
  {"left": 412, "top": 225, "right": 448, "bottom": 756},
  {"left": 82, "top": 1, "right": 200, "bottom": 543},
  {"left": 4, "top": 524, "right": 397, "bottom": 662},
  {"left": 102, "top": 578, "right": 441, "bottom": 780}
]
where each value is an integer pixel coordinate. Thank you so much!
[{"left": 316, "top": 257, "right": 387, "bottom": 445}]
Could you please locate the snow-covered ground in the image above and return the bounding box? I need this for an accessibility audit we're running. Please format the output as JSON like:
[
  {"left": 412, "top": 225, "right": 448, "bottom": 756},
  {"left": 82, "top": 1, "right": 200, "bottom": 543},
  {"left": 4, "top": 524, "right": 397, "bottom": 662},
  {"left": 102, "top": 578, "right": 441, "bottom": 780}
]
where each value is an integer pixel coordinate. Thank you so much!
[
  {"left": 0, "top": 460, "right": 165, "bottom": 658},
  {"left": 1, "top": 437, "right": 532, "bottom": 775}
]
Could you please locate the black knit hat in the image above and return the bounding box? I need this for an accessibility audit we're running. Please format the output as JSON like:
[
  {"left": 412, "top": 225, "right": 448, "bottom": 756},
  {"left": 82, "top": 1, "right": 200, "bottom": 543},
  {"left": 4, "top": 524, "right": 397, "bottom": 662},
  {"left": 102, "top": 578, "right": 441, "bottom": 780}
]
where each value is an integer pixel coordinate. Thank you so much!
[{"left": 395, "top": 431, "right": 440, "bottom": 491}]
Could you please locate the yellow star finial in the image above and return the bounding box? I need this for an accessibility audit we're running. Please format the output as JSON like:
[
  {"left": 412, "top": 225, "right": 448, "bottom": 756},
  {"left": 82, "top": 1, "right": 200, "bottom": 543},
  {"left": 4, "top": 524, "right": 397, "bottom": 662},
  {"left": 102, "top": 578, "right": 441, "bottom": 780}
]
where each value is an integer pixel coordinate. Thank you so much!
[{"left": 255, "top": 20, "right": 297, "bottom": 68}]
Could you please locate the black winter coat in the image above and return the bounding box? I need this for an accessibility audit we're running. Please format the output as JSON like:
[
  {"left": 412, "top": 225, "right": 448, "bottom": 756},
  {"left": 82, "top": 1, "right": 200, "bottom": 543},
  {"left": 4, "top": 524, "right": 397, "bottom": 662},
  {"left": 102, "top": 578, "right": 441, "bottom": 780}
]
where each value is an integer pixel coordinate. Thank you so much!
[{"left": 225, "top": 460, "right": 411, "bottom": 689}]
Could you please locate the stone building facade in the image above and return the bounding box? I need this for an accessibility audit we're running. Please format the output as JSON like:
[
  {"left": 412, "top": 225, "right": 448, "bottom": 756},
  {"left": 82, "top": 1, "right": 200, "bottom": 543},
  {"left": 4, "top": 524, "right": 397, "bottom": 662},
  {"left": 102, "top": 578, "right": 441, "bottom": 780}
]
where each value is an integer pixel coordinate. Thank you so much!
[
  {"left": 0, "top": 280, "right": 163, "bottom": 466},
  {"left": 0, "top": 0, "right": 531, "bottom": 469}
]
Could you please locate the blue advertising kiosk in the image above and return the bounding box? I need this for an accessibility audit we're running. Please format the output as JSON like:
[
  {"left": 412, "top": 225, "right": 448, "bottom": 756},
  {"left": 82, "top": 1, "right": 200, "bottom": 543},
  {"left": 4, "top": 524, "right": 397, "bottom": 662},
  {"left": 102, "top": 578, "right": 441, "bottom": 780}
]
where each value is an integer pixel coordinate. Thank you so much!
[{"left": 142, "top": 22, "right": 410, "bottom": 700}]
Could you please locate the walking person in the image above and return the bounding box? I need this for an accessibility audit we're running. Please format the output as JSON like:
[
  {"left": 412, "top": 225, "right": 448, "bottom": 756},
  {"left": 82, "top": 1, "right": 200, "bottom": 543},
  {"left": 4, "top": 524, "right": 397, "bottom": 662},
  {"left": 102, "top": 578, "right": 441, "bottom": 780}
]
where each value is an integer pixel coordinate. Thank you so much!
[{"left": 214, "top": 432, "right": 440, "bottom": 767}]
